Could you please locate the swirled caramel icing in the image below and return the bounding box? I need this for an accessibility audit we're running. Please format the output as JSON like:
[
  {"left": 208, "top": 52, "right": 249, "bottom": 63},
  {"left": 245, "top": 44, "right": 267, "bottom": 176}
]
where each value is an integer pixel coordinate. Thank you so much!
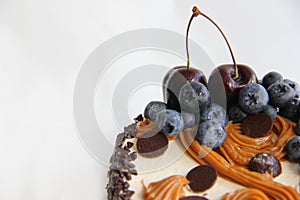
[
  {"left": 221, "top": 188, "right": 269, "bottom": 200},
  {"left": 180, "top": 116, "right": 300, "bottom": 200},
  {"left": 142, "top": 175, "right": 189, "bottom": 200}
]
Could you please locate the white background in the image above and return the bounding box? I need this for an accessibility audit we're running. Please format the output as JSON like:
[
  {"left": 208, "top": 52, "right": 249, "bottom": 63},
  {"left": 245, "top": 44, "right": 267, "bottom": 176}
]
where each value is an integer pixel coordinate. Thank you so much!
[{"left": 1, "top": 0, "right": 300, "bottom": 199}]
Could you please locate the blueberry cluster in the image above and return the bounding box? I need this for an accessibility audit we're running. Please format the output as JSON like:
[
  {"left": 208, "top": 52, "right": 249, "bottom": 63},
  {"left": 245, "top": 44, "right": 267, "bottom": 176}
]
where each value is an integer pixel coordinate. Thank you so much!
[
  {"left": 143, "top": 81, "right": 227, "bottom": 150},
  {"left": 263, "top": 72, "right": 300, "bottom": 123},
  {"left": 228, "top": 71, "right": 300, "bottom": 129},
  {"left": 261, "top": 72, "right": 300, "bottom": 139},
  {"left": 225, "top": 71, "right": 300, "bottom": 165}
]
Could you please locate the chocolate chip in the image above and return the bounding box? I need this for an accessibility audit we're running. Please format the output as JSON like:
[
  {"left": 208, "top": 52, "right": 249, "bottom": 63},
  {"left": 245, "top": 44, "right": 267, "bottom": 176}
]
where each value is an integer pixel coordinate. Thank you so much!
[
  {"left": 115, "top": 132, "right": 125, "bottom": 147},
  {"left": 123, "top": 182, "right": 130, "bottom": 189},
  {"left": 134, "top": 114, "right": 144, "bottom": 122},
  {"left": 127, "top": 142, "right": 134, "bottom": 149},
  {"left": 242, "top": 113, "right": 273, "bottom": 138},
  {"left": 124, "top": 123, "right": 137, "bottom": 138},
  {"left": 249, "top": 153, "right": 282, "bottom": 177},
  {"left": 136, "top": 132, "right": 169, "bottom": 158},
  {"left": 129, "top": 152, "right": 137, "bottom": 161},
  {"left": 186, "top": 165, "right": 217, "bottom": 192},
  {"left": 107, "top": 124, "right": 138, "bottom": 200},
  {"left": 129, "top": 168, "right": 137, "bottom": 176},
  {"left": 123, "top": 172, "right": 132, "bottom": 181},
  {"left": 180, "top": 196, "right": 209, "bottom": 200}
]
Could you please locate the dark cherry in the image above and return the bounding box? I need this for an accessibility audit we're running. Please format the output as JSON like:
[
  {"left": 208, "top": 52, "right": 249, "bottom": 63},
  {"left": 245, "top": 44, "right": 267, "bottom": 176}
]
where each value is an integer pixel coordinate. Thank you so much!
[
  {"left": 182, "top": 6, "right": 258, "bottom": 109},
  {"left": 162, "top": 7, "right": 207, "bottom": 112},
  {"left": 208, "top": 64, "right": 257, "bottom": 108}
]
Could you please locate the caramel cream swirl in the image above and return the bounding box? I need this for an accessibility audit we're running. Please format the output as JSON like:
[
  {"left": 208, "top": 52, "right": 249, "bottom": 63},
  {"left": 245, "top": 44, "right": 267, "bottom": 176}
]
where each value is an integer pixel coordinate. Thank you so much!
[
  {"left": 221, "top": 188, "right": 269, "bottom": 200},
  {"left": 142, "top": 175, "right": 189, "bottom": 200},
  {"left": 179, "top": 116, "right": 300, "bottom": 200}
]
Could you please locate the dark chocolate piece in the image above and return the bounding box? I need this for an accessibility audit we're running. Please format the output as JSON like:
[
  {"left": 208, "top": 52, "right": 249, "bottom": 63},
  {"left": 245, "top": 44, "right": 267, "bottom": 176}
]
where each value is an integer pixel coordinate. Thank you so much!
[
  {"left": 180, "top": 196, "right": 209, "bottom": 200},
  {"left": 186, "top": 165, "right": 217, "bottom": 192},
  {"left": 136, "top": 132, "right": 169, "bottom": 158},
  {"left": 242, "top": 113, "right": 273, "bottom": 138},
  {"left": 248, "top": 153, "right": 282, "bottom": 177}
]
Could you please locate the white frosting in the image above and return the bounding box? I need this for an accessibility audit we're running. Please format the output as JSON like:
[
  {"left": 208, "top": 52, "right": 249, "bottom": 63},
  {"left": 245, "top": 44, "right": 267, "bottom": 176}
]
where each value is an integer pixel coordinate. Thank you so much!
[{"left": 128, "top": 138, "right": 300, "bottom": 200}]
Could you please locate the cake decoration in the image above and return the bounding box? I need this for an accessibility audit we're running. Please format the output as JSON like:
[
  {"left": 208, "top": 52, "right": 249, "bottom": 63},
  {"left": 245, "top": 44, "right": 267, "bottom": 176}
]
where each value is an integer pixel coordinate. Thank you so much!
[
  {"left": 186, "top": 165, "right": 217, "bottom": 192},
  {"left": 106, "top": 124, "right": 138, "bottom": 199},
  {"left": 106, "top": 5, "right": 300, "bottom": 200},
  {"left": 142, "top": 175, "right": 189, "bottom": 200},
  {"left": 241, "top": 113, "right": 273, "bottom": 138},
  {"left": 248, "top": 153, "right": 282, "bottom": 178},
  {"left": 136, "top": 132, "right": 169, "bottom": 158}
]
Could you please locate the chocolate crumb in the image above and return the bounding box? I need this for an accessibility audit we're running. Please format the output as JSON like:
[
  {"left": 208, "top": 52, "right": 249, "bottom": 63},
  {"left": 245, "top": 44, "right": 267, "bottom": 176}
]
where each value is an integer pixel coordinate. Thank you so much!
[
  {"left": 127, "top": 142, "right": 134, "bottom": 149},
  {"left": 107, "top": 124, "right": 137, "bottom": 200},
  {"left": 134, "top": 114, "right": 144, "bottom": 122},
  {"left": 115, "top": 133, "right": 125, "bottom": 147},
  {"left": 129, "top": 152, "right": 137, "bottom": 161},
  {"left": 124, "top": 123, "right": 137, "bottom": 138}
]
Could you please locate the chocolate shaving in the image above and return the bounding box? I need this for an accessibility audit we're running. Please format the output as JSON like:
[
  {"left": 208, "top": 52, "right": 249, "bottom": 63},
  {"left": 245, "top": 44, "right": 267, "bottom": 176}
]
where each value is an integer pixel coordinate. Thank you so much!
[
  {"left": 107, "top": 123, "right": 138, "bottom": 200},
  {"left": 129, "top": 152, "right": 137, "bottom": 161},
  {"left": 124, "top": 123, "right": 137, "bottom": 138}
]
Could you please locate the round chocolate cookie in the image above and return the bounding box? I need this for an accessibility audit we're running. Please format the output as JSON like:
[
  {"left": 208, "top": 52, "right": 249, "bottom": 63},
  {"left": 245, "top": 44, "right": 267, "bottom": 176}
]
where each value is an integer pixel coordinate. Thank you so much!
[
  {"left": 186, "top": 165, "right": 217, "bottom": 192},
  {"left": 248, "top": 153, "right": 282, "bottom": 177},
  {"left": 180, "top": 196, "right": 209, "bottom": 200},
  {"left": 242, "top": 113, "right": 273, "bottom": 138},
  {"left": 136, "top": 132, "right": 168, "bottom": 158}
]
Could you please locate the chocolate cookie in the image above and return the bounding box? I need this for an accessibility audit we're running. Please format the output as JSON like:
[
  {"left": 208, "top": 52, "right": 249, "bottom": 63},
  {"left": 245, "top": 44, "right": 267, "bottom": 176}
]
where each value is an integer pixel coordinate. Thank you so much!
[
  {"left": 186, "top": 165, "right": 217, "bottom": 192},
  {"left": 242, "top": 113, "right": 273, "bottom": 138},
  {"left": 136, "top": 132, "right": 168, "bottom": 158},
  {"left": 248, "top": 153, "right": 282, "bottom": 177}
]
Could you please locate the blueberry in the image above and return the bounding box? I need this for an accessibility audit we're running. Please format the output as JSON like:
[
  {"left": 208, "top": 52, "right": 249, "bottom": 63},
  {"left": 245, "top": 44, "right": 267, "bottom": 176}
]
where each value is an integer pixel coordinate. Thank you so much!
[
  {"left": 155, "top": 109, "right": 184, "bottom": 136},
  {"left": 279, "top": 98, "right": 300, "bottom": 122},
  {"left": 200, "top": 103, "right": 227, "bottom": 127},
  {"left": 267, "top": 82, "right": 294, "bottom": 108},
  {"left": 238, "top": 83, "right": 269, "bottom": 114},
  {"left": 262, "top": 71, "right": 283, "bottom": 89},
  {"left": 283, "top": 79, "right": 300, "bottom": 103},
  {"left": 228, "top": 104, "right": 248, "bottom": 123},
  {"left": 263, "top": 105, "right": 277, "bottom": 121},
  {"left": 144, "top": 101, "right": 167, "bottom": 121},
  {"left": 178, "top": 81, "right": 211, "bottom": 113},
  {"left": 181, "top": 111, "right": 197, "bottom": 129},
  {"left": 286, "top": 137, "right": 300, "bottom": 162},
  {"left": 196, "top": 120, "right": 226, "bottom": 149}
]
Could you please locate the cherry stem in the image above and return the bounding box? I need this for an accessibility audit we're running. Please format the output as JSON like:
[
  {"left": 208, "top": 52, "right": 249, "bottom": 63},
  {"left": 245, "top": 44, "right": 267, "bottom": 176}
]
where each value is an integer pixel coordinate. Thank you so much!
[
  {"left": 191, "top": 6, "right": 239, "bottom": 79},
  {"left": 186, "top": 7, "right": 200, "bottom": 69}
]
